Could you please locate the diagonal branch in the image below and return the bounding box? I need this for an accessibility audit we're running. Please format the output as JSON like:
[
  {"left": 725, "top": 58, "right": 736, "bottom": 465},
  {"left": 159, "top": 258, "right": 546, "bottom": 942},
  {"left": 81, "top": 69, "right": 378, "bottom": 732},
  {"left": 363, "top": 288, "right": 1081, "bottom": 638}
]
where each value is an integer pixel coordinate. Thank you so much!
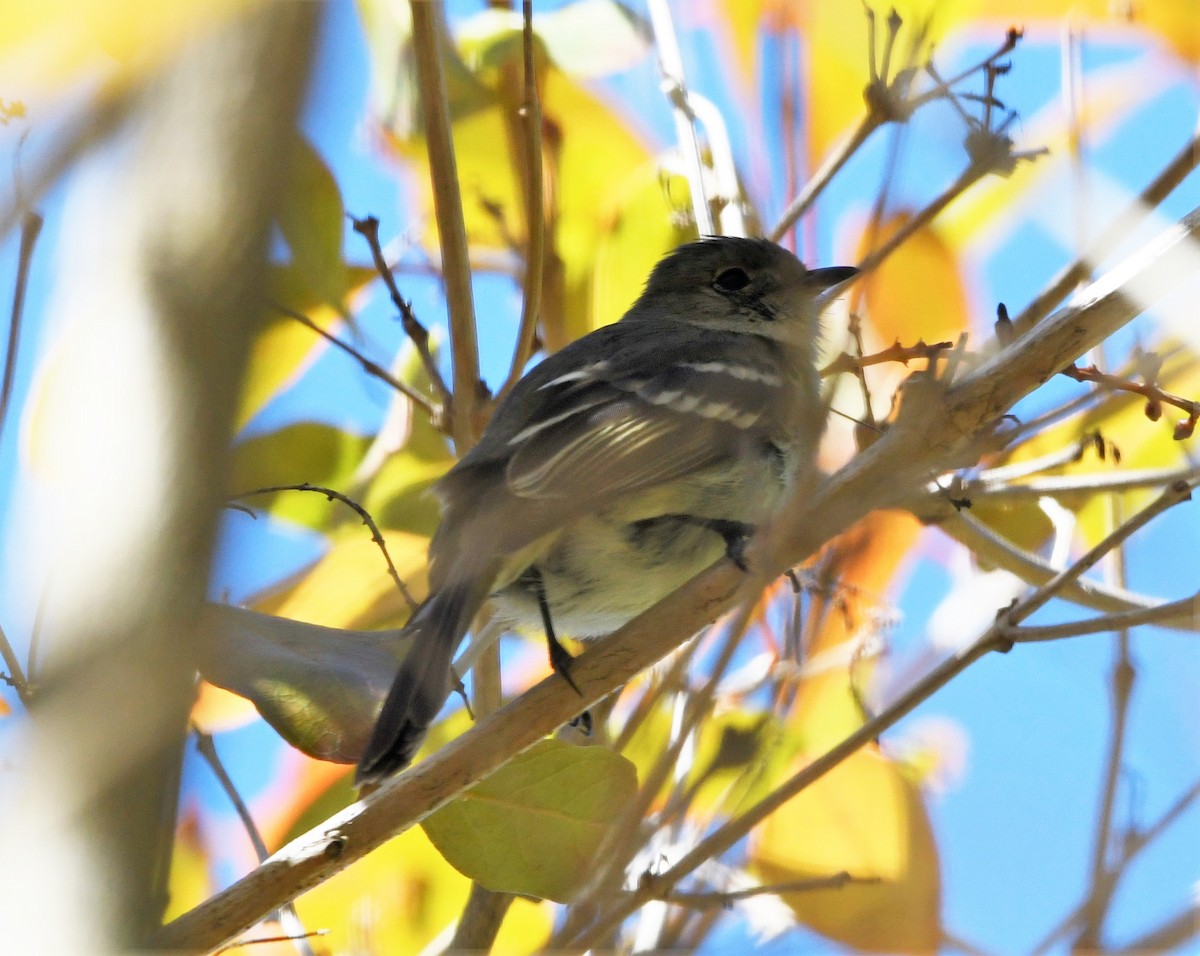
[{"left": 154, "top": 201, "right": 1200, "bottom": 956}]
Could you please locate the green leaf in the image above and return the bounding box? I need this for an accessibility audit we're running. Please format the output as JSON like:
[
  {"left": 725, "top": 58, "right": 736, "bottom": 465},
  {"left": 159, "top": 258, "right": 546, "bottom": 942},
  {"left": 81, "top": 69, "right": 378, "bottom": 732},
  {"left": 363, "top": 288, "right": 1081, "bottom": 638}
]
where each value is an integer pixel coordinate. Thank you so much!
[
  {"left": 231, "top": 422, "right": 374, "bottom": 530},
  {"left": 237, "top": 263, "right": 377, "bottom": 430},
  {"left": 277, "top": 135, "right": 350, "bottom": 307},
  {"left": 198, "top": 605, "right": 411, "bottom": 763},
  {"left": 535, "top": 0, "right": 651, "bottom": 78},
  {"left": 422, "top": 739, "right": 638, "bottom": 901}
]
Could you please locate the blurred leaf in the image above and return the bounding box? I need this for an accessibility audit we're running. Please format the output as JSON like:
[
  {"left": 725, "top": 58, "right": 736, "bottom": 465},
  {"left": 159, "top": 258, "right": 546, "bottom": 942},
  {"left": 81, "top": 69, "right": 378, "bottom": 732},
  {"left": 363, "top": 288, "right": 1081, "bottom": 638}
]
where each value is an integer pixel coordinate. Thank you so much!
[
  {"left": 366, "top": 5, "right": 671, "bottom": 349},
  {"left": 532, "top": 0, "right": 651, "bottom": 78},
  {"left": 164, "top": 811, "right": 213, "bottom": 923},
  {"left": 588, "top": 163, "right": 697, "bottom": 339},
  {"left": 977, "top": 348, "right": 1198, "bottom": 552},
  {"left": 197, "top": 603, "right": 410, "bottom": 763},
  {"left": 295, "top": 810, "right": 473, "bottom": 953},
  {"left": 0, "top": 0, "right": 255, "bottom": 98},
  {"left": 189, "top": 680, "right": 259, "bottom": 734},
  {"left": 860, "top": 215, "right": 969, "bottom": 348},
  {"left": 231, "top": 422, "right": 374, "bottom": 529},
  {"left": 423, "top": 739, "right": 638, "bottom": 901},
  {"left": 276, "top": 136, "right": 350, "bottom": 308},
  {"left": 797, "top": 510, "right": 922, "bottom": 752},
  {"left": 252, "top": 526, "right": 430, "bottom": 631},
  {"left": 237, "top": 262, "right": 377, "bottom": 430},
  {"left": 362, "top": 443, "right": 452, "bottom": 538},
  {"left": 749, "top": 746, "right": 941, "bottom": 953}
]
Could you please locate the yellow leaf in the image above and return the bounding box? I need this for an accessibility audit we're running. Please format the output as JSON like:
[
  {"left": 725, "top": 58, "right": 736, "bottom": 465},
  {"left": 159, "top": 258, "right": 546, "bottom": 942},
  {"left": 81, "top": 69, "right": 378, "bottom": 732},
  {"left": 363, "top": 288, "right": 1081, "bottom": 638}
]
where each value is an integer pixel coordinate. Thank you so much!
[
  {"left": 0, "top": 0, "right": 256, "bottom": 99},
  {"left": 253, "top": 527, "right": 430, "bottom": 631},
  {"left": 189, "top": 680, "right": 259, "bottom": 734},
  {"left": 237, "top": 263, "right": 377, "bottom": 430},
  {"left": 981, "top": 347, "right": 1199, "bottom": 551},
  {"left": 796, "top": 511, "right": 922, "bottom": 750},
  {"left": 164, "top": 812, "right": 213, "bottom": 923},
  {"left": 749, "top": 746, "right": 941, "bottom": 953},
  {"left": 860, "top": 215, "right": 970, "bottom": 349},
  {"left": 373, "top": 19, "right": 661, "bottom": 349}
]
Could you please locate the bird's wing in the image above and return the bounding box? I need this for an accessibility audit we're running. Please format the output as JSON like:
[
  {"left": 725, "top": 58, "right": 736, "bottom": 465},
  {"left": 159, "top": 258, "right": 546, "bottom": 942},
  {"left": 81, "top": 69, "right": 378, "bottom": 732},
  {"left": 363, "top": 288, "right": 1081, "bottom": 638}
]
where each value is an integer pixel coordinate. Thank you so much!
[{"left": 502, "top": 338, "right": 786, "bottom": 503}]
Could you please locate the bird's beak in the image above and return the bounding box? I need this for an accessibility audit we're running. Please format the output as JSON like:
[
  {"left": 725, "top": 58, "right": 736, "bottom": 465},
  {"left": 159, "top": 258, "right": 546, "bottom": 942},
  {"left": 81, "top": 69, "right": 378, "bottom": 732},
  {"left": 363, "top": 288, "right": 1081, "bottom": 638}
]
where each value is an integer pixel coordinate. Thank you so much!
[{"left": 808, "top": 265, "right": 859, "bottom": 291}]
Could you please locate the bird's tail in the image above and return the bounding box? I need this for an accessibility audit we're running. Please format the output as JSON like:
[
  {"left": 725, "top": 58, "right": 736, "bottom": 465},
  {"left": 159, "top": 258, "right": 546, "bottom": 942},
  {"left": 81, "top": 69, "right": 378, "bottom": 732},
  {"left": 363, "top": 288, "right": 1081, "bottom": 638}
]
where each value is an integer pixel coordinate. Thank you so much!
[{"left": 355, "top": 572, "right": 491, "bottom": 785}]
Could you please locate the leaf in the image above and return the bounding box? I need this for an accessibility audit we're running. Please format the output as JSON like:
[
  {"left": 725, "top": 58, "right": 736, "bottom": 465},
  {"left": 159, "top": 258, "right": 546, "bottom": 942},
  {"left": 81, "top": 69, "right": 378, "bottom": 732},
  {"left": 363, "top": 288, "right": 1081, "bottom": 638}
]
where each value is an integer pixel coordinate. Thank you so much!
[
  {"left": 860, "top": 215, "right": 969, "bottom": 349},
  {"left": 276, "top": 136, "right": 351, "bottom": 308},
  {"left": 164, "top": 811, "right": 213, "bottom": 923},
  {"left": 976, "top": 347, "right": 1199, "bottom": 553},
  {"left": 422, "top": 739, "right": 638, "bottom": 901},
  {"left": 366, "top": 6, "right": 665, "bottom": 348},
  {"left": 252, "top": 526, "right": 430, "bottom": 631},
  {"left": 749, "top": 746, "right": 941, "bottom": 953},
  {"left": 237, "top": 262, "right": 377, "bottom": 430},
  {"left": 587, "top": 162, "right": 697, "bottom": 340},
  {"left": 197, "top": 603, "right": 411, "bottom": 762},
  {"left": 797, "top": 510, "right": 923, "bottom": 751},
  {"left": 0, "top": 0, "right": 256, "bottom": 98},
  {"left": 230, "top": 422, "right": 374, "bottom": 530},
  {"left": 534, "top": 0, "right": 651, "bottom": 78}
]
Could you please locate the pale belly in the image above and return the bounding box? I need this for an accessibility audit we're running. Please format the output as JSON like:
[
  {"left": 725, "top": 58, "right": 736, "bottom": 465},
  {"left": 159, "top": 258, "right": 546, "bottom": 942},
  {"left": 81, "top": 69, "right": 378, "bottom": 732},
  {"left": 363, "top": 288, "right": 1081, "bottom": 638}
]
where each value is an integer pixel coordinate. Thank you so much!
[{"left": 489, "top": 457, "right": 788, "bottom": 638}]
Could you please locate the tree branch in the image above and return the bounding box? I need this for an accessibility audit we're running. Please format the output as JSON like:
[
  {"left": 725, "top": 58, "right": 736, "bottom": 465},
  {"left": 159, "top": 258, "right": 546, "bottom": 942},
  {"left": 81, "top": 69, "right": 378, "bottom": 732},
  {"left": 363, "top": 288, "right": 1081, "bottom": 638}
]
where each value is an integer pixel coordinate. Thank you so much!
[
  {"left": 409, "top": 1, "right": 481, "bottom": 451},
  {"left": 155, "top": 199, "right": 1200, "bottom": 956}
]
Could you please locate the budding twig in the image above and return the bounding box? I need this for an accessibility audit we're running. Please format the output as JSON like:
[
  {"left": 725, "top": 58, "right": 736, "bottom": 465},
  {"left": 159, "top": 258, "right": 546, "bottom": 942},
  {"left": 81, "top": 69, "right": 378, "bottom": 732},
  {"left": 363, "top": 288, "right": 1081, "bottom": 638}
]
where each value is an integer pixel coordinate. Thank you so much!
[
  {"left": 820, "top": 338, "right": 953, "bottom": 378},
  {"left": 234, "top": 482, "right": 418, "bottom": 612},
  {"left": 1061, "top": 363, "right": 1200, "bottom": 438},
  {"left": 350, "top": 215, "right": 450, "bottom": 416}
]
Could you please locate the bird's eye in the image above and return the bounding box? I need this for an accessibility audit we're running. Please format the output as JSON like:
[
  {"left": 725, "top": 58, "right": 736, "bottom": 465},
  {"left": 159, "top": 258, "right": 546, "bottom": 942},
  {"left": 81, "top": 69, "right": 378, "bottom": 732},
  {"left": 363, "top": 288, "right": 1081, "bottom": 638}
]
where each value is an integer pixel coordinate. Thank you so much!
[{"left": 713, "top": 267, "right": 751, "bottom": 292}]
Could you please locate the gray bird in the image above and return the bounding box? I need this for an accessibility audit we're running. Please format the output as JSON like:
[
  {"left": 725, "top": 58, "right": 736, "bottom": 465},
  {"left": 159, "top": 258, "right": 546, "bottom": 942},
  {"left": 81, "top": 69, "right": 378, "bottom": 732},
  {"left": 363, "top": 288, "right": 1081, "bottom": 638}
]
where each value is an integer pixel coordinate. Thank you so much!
[{"left": 356, "top": 237, "right": 856, "bottom": 784}]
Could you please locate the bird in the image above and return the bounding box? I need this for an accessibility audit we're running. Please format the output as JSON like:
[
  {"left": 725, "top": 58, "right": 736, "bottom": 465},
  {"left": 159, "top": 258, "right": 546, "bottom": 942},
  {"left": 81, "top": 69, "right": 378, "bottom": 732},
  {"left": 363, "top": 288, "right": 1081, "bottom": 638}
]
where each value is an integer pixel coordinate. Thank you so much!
[{"left": 355, "top": 236, "right": 857, "bottom": 784}]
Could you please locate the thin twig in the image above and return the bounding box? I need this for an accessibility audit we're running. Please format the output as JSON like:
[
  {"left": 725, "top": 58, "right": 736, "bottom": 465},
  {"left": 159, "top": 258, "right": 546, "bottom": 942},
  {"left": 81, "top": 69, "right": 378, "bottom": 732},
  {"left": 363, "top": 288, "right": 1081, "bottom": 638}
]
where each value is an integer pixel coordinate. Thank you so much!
[
  {"left": 0, "top": 92, "right": 128, "bottom": 240},
  {"left": 960, "top": 464, "right": 1200, "bottom": 502},
  {"left": 936, "top": 511, "right": 1185, "bottom": 622},
  {"left": 771, "top": 115, "right": 882, "bottom": 242},
  {"left": 349, "top": 215, "right": 450, "bottom": 412},
  {"left": 193, "top": 728, "right": 318, "bottom": 956},
  {"left": 215, "top": 929, "right": 329, "bottom": 954},
  {"left": 658, "top": 871, "right": 878, "bottom": 908},
  {"left": 857, "top": 165, "right": 986, "bottom": 274},
  {"left": 566, "top": 481, "right": 1197, "bottom": 949},
  {"left": 1003, "top": 479, "right": 1195, "bottom": 628},
  {"left": 1110, "top": 903, "right": 1200, "bottom": 954},
  {"left": 1061, "top": 363, "right": 1199, "bottom": 425},
  {"left": 554, "top": 623, "right": 745, "bottom": 946},
  {"left": 0, "top": 210, "right": 42, "bottom": 448},
  {"left": 0, "top": 621, "right": 31, "bottom": 707},
  {"left": 820, "top": 338, "right": 953, "bottom": 377},
  {"left": 1003, "top": 592, "right": 1197, "bottom": 642},
  {"left": 408, "top": 1, "right": 481, "bottom": 451},
  {"left": 1015, "top": 127, "right": 1200, "bottom": 334},
  {"left": 1032, "top": 777, "right": 1200, "bottom": 955},
  {"left": 235, "top": 483, "right": 418, "bottom": 612},
  {"left": 497, "top": 1, "right": 545, "bottom": 403},
  {"left": 269, "top": 299, "right": 437, "bottom": 418},
  {"left": 648, "top": 0, "right": 714, "bottom": 235}
]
